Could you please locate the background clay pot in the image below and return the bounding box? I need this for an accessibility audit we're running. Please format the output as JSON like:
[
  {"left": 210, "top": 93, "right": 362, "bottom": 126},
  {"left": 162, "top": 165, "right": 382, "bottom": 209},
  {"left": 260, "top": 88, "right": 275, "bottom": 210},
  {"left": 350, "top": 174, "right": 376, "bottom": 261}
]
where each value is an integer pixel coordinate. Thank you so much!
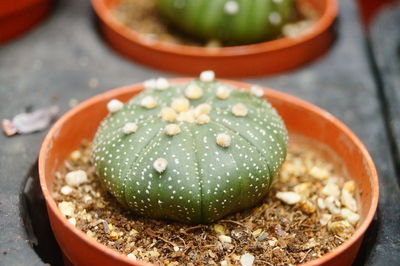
[
  {"left": 92, "top": 0, "right": 338, "bottom": 77},
  {"left": 0, "top": 0, "right": 51, "bottom": 43},
  {"left": 39, "top": 79, "right": 378, "bottom": 266}
]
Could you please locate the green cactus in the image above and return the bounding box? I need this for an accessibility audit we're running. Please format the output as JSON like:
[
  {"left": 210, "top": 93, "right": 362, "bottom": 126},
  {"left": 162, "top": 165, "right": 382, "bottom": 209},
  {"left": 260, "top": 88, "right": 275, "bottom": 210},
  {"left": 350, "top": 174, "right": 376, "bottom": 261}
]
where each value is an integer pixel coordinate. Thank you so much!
[
  {"left": 157, "top": 0, "right": 295, "bottom": 44},
  {"left": 92, "top": 72, "right": 288, "bottom": 224}
]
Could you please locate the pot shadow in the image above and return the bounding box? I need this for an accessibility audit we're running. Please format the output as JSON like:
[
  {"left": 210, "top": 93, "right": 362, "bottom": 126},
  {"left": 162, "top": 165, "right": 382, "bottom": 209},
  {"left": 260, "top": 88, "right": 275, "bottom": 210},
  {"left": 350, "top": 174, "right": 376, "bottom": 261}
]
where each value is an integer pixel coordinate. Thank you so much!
[{"left": 20, "top": 161, "right": 63, "bottom": 266}]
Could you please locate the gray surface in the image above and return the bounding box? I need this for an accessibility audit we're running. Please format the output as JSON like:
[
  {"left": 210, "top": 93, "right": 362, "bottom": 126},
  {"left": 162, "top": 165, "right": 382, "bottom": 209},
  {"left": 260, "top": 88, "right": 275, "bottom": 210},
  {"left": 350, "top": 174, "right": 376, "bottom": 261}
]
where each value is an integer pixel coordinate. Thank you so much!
[{"left": 0, "top": 0, "right": 399, "bottom": 265}]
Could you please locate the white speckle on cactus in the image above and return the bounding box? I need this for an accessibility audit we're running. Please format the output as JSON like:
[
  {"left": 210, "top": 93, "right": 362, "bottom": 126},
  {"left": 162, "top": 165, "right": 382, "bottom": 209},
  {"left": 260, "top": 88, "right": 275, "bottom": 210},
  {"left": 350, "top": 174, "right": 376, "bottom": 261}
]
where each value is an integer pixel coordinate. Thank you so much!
[
  {"left": 250, "top": 85, "right": 264, "bottom": 97},
  {"left": 160, "top": 107, "right": 177, "bottom": 122},
  {"left": 123, "top": 122, "right": 138, "bottom": 135},
  {"left": 165, "top": 124, "right": 181, "bottom": 136},
  {"left": 216, "top": 86, "right": 231, "bottom": 99},
  {"left": 185, "top": 83, "right": 203, "bottom": 99},
  {"left": 65, "top": 170, "right": 88, "bottom": 187},
  {"left": 141, "top": 96, "right": 157, "bottom": 109},
  {"left": 216, "top": 133, "right": 231, "bottom": 147},
  {"left": 232, "top": 103, "right": 248, "bottom": 117},
  {"left": 224, "top": 1, "right": 240, "bottom": 15},
  {"left": 177, "top": 110, "right": 195, "bottom": 123},
  {"left": 196, "top": 114, "right": 210, "bottom": 125},
  {"left": 199, "top": 70, "right": 215, "bottom": 82},
  {"left": 171, "top": 98, "right": 190, "bottom": 113},
  {"left": 269, "top": 12, "right": 282, "bottom": 25},
  {"left": 153, "top": 158, "right": 168, "bottom": 173},
  {"left": 143, "top": 79, "right": 157, "bottom": 90},
  {"left": 194, "top": 103, "right": 211, "bottom": 116},
  {"left": 273, "top": 0, "right": 283, "bottom": 3},
  {"left": 107, "top": 99, "right": 123, "bottom": 113},
  {"left": 240, "top": 253, "right": 255, "bottom": 266},
  {"left": 156, "top": 77, "right": 170, "bottom": 90}
]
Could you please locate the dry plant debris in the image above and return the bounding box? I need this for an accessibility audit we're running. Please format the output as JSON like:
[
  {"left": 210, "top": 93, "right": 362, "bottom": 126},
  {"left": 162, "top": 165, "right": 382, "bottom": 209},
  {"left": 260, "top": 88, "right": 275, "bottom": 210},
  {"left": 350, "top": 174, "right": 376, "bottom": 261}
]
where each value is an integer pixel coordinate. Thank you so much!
[{"left": 53, "top": 140, "right": 360, "bottom": 265}]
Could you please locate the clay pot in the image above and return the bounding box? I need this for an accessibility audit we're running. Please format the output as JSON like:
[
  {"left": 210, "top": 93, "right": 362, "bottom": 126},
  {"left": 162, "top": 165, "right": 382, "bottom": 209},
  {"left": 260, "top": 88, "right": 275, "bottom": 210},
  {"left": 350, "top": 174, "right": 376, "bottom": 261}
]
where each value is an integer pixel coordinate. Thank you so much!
[
  {"left": 39, "top": 79, "right": 378, "bottom": 266},
  {"left": 92, "top": 0, "right": 338, "bottom": 77},
  {"left": 0, "top": 0, "right": 51, "bottom": 43}
]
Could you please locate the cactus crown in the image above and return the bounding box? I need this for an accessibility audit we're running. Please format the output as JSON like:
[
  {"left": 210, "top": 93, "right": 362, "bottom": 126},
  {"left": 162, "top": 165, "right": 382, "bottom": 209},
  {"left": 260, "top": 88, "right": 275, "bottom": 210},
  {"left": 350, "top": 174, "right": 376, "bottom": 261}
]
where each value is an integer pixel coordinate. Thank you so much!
[
  {"left": 92, "top": 72, "right": 288, "bottom": 224},
  {"left": 157, "top": 0, "right": 295, "bottom": 45}
]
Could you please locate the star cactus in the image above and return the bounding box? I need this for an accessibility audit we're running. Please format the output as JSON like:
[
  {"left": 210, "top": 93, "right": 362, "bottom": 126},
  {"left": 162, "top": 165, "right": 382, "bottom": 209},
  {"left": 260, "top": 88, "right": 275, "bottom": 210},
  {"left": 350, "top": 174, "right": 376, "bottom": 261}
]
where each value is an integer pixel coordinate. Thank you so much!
[
  {"left": 157, "top": 0, "right": 295, "bottom": 44},
  {"left": 92, "top": 72, "right": 288, "bottom": 224}
]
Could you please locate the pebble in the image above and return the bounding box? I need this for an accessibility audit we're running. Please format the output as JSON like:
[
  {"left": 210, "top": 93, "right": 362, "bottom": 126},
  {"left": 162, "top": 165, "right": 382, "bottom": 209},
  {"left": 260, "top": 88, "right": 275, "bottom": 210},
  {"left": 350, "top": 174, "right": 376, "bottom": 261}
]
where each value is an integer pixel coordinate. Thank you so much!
[
  {"left": 213, "top": 224, "right": 225, "bottom": 235},
  {"left": 68, "top": 217, "right": 77, "bottom": 226},
  {"left": 218, "top": 235, "right": 232, "bottom": 243},
  {"left": 329, "top": 220, "right": 354, "bottom": 239},
  {"left": 321, "top": 183, "right": 340, "bottom": 198},
  {"left": 309, "top": 166, "right": 329, "bottom": 180},
  {"left": 69, "top": 150, "right": 81, "bottom": 161},
  {"left": 60, "top": 185, "right": 73, "bottom": 195},
  {"left": 341, "top": 208, "right": 360, "bottom": 225},
  {"left": 58, "top": 201, "right": 75, "bottom": 217},
  {"left": 127, "top": 253, "right": 137, "bottom": 260},
  {"left": 319, "top": 213, "right": 332, "bottom": 226},
  {"left": 324, "top": 196, "right": 341, "bottom": 215},
  {"left": 341, "top": 188, "right": 357, "bottom": 212},
  {"left": 240, "top": 253, "right": 255, "bottom": 266},
  {"left": 293, "top": 182, "right": 313, "bottom": 199},
  {"left": 65, "top": 170, "right": 88, "bottom": 187},
  {"left": 173, "top": 246, "right": 180, "bottom": 252},
  {"left": 107, "top": 99, "right": 123, "bottom": 113},
  {"left": 276, "top": 191, "right": 301, "bottom": 205}
]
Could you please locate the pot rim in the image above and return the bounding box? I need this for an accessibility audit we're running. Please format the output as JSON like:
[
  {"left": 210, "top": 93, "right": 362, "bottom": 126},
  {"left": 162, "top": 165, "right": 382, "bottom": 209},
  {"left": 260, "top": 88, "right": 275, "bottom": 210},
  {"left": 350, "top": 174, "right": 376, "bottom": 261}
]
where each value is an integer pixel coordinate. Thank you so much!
[
  {"left": 0, "top": 0, "right": 46, "bottom": 17},
  {"left": 91, "top": 0, "right": 338, "bottom": 57},
  {"left": 39, "top": 78, "right": 379, "bottom": 266}
]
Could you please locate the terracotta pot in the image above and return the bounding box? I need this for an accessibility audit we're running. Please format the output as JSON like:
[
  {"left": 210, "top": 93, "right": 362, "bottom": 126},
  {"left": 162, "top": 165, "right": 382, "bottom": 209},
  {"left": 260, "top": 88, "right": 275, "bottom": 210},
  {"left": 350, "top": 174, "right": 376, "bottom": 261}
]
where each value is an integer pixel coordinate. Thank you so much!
[
  {"left": 0, "top": 0, "right": 51, "bottom": 44},
  {"left": 92, "top": 0, "right": 338, "bottom": 78},
  {"left": 39, "top": 79, "right": 378, "bottom": 266}
]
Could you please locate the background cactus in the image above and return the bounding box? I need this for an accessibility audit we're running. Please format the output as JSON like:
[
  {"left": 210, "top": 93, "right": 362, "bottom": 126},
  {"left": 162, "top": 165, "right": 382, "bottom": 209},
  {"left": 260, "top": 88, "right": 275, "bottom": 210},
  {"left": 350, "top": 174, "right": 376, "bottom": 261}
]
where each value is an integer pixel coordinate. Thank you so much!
[
  {"left": 92, "top": 72, "right": 288, "bottom": 224},
  {"left": 157, "top": 0, "right": 295, "bottom": 45}
]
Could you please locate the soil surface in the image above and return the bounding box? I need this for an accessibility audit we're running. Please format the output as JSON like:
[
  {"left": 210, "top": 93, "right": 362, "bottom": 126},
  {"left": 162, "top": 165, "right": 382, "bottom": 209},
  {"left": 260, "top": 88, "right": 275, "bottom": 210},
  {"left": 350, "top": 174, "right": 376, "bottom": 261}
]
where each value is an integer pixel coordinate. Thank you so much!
[{"left": 52, "top": 139, "right": 360, "bottom": 265}]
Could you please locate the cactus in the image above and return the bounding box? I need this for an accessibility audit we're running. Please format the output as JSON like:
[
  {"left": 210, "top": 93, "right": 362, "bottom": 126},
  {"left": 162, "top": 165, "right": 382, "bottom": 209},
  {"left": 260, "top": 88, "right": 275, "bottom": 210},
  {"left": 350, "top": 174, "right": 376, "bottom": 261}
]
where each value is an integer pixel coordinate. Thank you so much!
[
  {"left": 157, "top": 0, "right": 295, "bottom": 44},
  {"left": 92, "top": 72, "right": 288, "bottom": 224}
]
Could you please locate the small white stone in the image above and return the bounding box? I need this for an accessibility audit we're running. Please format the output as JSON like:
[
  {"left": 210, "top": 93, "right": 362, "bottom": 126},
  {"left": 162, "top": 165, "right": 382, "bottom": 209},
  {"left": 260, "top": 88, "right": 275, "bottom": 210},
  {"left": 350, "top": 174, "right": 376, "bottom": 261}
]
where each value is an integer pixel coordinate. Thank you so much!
[
  {"left": 216, "top": 133, "right": 231, "bottom": 148},
  {"left": 185, "top": 83, "right": 203, "bottom": 99},
  {"left": 83, "top": 194, "right": 92, "bottom": 203},
  {"left": 194, "top": 103, "right": 211, "bottom": 117},
  {"left": 324, "top": 196, "right": 341, "bottom": 215},
  {"left": 216, "top": 86, "right": 231, "bottom": 99},
  {"left": 141, "top": 96, "right": 157, "bottom": 109},
  {"left": 160, "top": 107, "right": 177, "bottom": 122},
  {"left": 165, "top": 124, "right": 181, "bottom": 136},
  {"left": 317, "top": 197, "right": 326, "bottom": 209},
  {"left": 156, "top": 77, "right": 170, "bottom": 90},
  {"left": 107, "top": 99, "right": 123, "bottom": 113},
  {"left": 218, "top": 235, "right": 232, "bottom": 243},
  {"left": 143, "top": 79, "right": 157, "bottom": 90},
  {"left": 321, "top": 183, "right": 340, "bottom": 198},
  {"left": 309, "top": 166, "right": 329, "bottom": 180},
  {"left": 68, "top": 217, "right": 77, "bottom": 226},
  {"left": 127, "top": 253, "right": 137, "bottom": 260},
  {"left": 220, "top": 260, "right": 228, "bottom": 266},
  {"left": 196, "top": 114, "right": 210, "bottom": 125},
  {"left": 153, "top": 158, "right": 168, "bottom": 173},
  {"left": 250, "top": 85, "right": 264, "bottom": 97},
  {"left": 320, "top": 213, "right": 332, "bottom": 226},
  {"left": 171, "top": 98, "right": 190, "bottom": 113},
  {"left": 60, "top": 185, "right": 73, "bottom": 195},
  {"left": 58, "top": 201, "right": 75, "bottom": 217},
  {"left": 341, "top": 189, "right": 358, "bottom": 212},
  {"left": 341, "top": 208, "right": 360, "bottom": 225},
  {"left": 269, "top": 12, "right": 282, "bottom": 25},
  {"left": 343, "top": 180, "right": 356, "bottom": 194},
  {"left": 268, "top": 239, "right": 277, "bottom": 247},
  {"left": 65, "top": 170, "right": 88, "bottom": 187},
  {"left": 276, "top": 191, "right": 301, "bottom": 205},
  {"left": 240, "top": 253, "right": 255, "bottom": 266},
  {"left": 232, "top": 103, "right": 248, "bottom": 117},
  {"left": 173, "top": 246, "right": 180, "bottom": 252},
  {"left": 123, "top": 122, "right": 138, "bottom": 134},
  {"left": 199, "top": 70, "right": 215, "bottom": 82},
  {"left": 293, "top": 182, "right": 313, "bottom": 199},
  {"left": 224, "top": 1, "right": 240, "bottom": 15}
]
